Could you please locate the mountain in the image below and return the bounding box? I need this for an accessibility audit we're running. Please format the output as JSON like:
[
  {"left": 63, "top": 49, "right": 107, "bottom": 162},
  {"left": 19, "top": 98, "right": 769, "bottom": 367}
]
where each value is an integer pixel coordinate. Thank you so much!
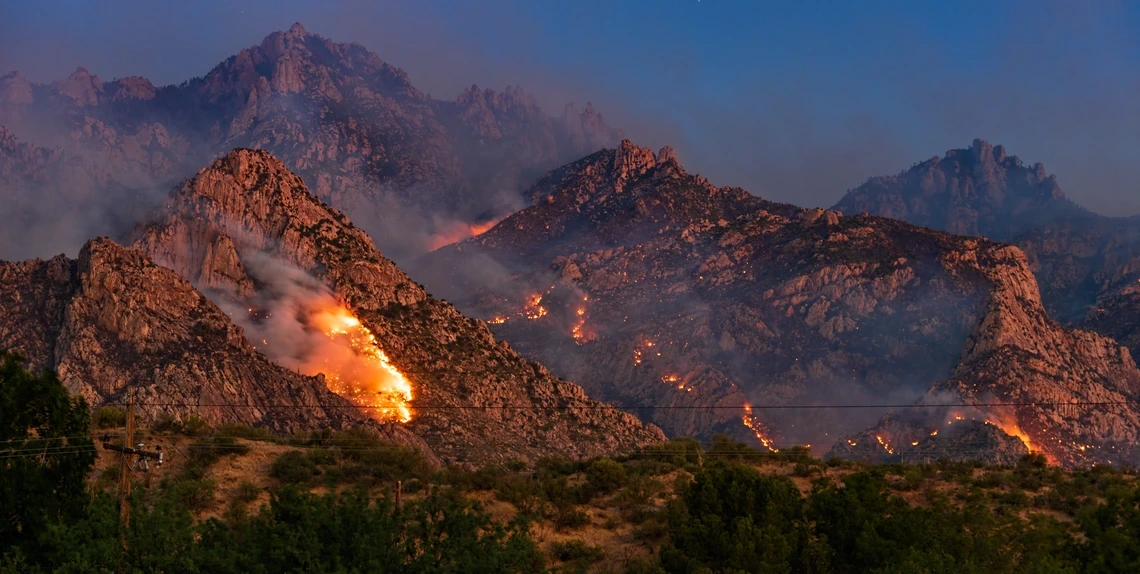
[
  {"left": 833, "top": 139, "right": 1084, "bottom": 240},
  {"left": 0, "top": 23, "right": 621, "bottom": 262},
  {"left": 0, "top": 237, "right": 397, "bottom": 439},
  {"left": 124, "top": 148, "right": 662, "bottom": 464},
  {"left": 832, "top": 139, "right": 1140, "bottom": 355},
  {"left": 421, "top": 140, "right": 1140, "bottom": 466}
]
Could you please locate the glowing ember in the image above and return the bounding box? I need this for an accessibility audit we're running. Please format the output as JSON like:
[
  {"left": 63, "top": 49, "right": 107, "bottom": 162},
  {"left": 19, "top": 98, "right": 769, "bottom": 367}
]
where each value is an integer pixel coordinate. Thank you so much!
[
  {"left": 487, "top": 316, "right": 508, "bottom": 324},
  {"left": 875, "top": 434, "right": 895, "bottom": 455},
  {"left": 742, "top": 404, "right": 778, "bottom": 452},
  {"left": 524, "top": 294, "right": 548, "bottom": 319},
  {"left": 633, "top": 349, "right": 643, "bottom": 364},
  {"left": 426, "top": 216, "right": 505, "bottom": 251},
  {"left": 305, "top": 304, "right": 414, "bottom": 423},
  {"left": 570, "top": 307, "right": 595, "bottom": 344},
  {"left": 929, "top": 429, "right": 938, "bottom": 436}
]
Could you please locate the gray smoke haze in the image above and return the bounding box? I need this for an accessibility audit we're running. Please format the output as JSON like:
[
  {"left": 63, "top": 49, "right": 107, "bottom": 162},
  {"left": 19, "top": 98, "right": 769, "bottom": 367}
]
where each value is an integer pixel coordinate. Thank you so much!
[{"left": 4, "top": 1, "right": 1136, "bottom": 218}]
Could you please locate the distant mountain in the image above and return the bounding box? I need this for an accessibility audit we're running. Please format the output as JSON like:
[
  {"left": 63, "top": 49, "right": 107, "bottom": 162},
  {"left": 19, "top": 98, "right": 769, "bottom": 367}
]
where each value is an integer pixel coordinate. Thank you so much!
[
  {"left": 0, "top": 23, "right": 621, "bottom": 262},
  {"left": 123, "top": 148, "right": 662, "bottom": 463},
  {"left": 833, "top": 139, "right": 1084, "bottom": 240},
  {"left": 421, "top": 140, "right": 1140, "bottom": 466},
  {"left": 832, "top": 139, "right": 1140, "bottom": 357}
]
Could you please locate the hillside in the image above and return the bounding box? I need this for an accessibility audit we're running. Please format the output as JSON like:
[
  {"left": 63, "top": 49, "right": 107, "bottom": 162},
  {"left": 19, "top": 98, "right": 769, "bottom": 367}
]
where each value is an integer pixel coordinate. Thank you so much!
[
  {"left": 123, "top": 148, "right": 662, "bottom": 464},
  {"left": 422, "top": 141, "right": 1140, "bottom": 466},
  {"left": 832, "top": 139, "right": 1140, "bottom": 356}
]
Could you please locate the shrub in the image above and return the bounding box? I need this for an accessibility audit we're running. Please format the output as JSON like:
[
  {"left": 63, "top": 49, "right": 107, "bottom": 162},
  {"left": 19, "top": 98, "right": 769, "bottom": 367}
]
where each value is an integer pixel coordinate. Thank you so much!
[
  {"left": 92, "top": 407, "right": 126, "bottom": 429},
  {"left": 270, "top": 451, "right": 322, "bottom": 485},
  {"left": 551, "top": 503, "right": 590, "bottom": 531},
  {"left": 216, "top": 423, "right": 272, "bottom": 441},
  {"left": 182, "top": 437, "right": 250, "bottom": 480},
  {"left": 549, "top": 539, "right": 605, "bottom": 563},
  {"left": 181, "top": 416, "right": 212, "bottom": 437},
  {"left": 170, "top": 478, "right": 216, "bottom": 511},
  {"left": 234, "top": 480, "right": 261, "bottom": 504},
  {"left": 585, "top": 458, "right": 628, "bottom": 495}
]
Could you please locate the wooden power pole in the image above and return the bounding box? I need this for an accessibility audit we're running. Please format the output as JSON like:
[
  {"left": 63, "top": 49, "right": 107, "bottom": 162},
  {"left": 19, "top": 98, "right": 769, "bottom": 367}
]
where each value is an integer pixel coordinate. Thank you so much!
[{"left": 119, "top": 391, "right": 135, "bottom": 528}]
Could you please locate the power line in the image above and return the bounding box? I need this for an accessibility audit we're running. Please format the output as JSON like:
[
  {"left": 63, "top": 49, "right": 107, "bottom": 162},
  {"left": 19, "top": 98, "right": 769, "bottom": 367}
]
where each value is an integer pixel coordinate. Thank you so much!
[{"left": 100, "top": 400, "right": 1137, "bottom": 410}]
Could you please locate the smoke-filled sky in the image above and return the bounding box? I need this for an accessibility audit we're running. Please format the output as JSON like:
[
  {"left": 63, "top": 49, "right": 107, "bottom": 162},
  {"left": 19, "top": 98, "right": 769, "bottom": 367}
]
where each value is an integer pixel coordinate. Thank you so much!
[{"left": 2, "top": 0, "right": 1139, "bottom": 214}]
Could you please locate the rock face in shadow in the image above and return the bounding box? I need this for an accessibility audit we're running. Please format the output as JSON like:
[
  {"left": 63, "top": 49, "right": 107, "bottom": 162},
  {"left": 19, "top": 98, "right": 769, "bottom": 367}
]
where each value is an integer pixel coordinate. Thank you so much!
[
  {"left": 833, "top": 139, "right": 1082, "bottom": 240},
  {"left": 125, "top": 148, "right": 663, "bottom": 464},
  {"left": 832, "top": 139, "right": 1140, "bottom": 376},
  {"left": 0, "top": 23, "right": 621, "bottom": 262},
  {"left": 422, "top": 140, "right": 1140, "bottom": 466}
]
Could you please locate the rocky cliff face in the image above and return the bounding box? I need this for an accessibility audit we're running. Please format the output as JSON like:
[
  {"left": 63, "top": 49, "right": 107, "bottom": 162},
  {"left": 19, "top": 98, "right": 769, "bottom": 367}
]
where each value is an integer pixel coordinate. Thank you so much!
[
  {"left": 831, "top": 139, "right": 1140, "bottom": 360},
  {"left": 0, "top": 238, "right": 395, "bottom": 438},
  {"left": 0, "top": 23, "right": 621, "bottom": 262},
  {"left": 126, "top": 148, "right": 662, "bottom": 464},
  {"left": 422, "top": 141, "right": 1140, "bottom": 466}
]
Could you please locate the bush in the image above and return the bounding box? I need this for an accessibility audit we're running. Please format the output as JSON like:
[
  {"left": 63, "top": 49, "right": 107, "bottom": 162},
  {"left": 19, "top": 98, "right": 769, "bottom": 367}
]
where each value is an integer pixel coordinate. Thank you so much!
[
  {"left": 182, "top": 437, "right": 250, "bottom": 480},
  {"left": 614, "top": 475, "right": 664, "bottom": 523},
  {"left": 585, "top": 458, "right": 628, "bottom": 495},
  {"left": 549, "top": 539, "right": 605, "bottom": 563},
  {"left": 92, "top": 407, "right": 126, "bottom": 429},
  {"left": 234, "top": 480, "right": 261, "bottom": 504},
  {"left": 551, "top": 503, "right": 590, "bottom": 531},
  {"left": 270, "top": 451, "right": 322, "bottom": 485},
  {"left": 216, "top": 423, "right": 272, "bottom": 441},
  {"left": 170, "top": 478, "right": 216, "bottom": 511}
]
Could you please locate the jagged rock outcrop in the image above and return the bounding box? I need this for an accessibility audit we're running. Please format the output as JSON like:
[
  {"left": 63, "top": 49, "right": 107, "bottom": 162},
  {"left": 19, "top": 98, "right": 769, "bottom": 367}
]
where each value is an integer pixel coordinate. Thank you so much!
[
  {"left": 423, "top": 141, "right": 1140, "bottom": 466},
  {"left": 0, "top": 238, "right": 405, "bottom": 439},
  {"left": 833, "top": 139, "right": 1082, "bottom": 239},
  {"left": 127, "top": 148, "right": 663, "bottom": 463},
  {"left": 0, "top": 23, "right": 622, "bottom": 262},
  {"left": 831, "top": 139, "right": 1140, "bottom": 361}
]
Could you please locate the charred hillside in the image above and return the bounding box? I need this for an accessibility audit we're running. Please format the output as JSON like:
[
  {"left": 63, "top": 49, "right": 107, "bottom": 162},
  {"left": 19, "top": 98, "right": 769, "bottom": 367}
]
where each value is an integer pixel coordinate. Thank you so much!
[{"left": 423, "top": 140, "right": 1140, "bottom": 466}]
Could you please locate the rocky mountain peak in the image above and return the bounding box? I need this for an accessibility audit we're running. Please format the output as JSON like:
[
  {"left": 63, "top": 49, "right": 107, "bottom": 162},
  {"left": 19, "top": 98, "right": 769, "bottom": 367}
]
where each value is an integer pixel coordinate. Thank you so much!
[
  {"left": 614, "top": 139, "right": 660, "bottom": 184},
  {"left": 106, "top": 76, "right": 156, "bottom": 101},
  {"left": 54, "top": 66, "right": 104, "bottom": 106},
  {"left": 0, "top": 71, "right": 34, "bottom": 106},
  {"left": 834, "top": 139, "right": 1079, "bottom": 239},
  {"left": 287, "top": 22, "right": 309, "bottom": 37}
]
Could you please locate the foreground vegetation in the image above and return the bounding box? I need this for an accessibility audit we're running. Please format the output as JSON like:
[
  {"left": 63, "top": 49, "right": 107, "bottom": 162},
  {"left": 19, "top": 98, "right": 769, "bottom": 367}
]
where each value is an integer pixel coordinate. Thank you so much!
[{"left": 4, "top": 352, "right": 1140, "bottom": 572}]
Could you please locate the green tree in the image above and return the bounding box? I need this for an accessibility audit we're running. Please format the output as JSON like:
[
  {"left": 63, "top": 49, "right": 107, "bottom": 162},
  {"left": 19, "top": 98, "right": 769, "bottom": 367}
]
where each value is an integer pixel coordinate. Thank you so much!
[{"left": 0, "top": 351, "right": 95, "bottom": 557}]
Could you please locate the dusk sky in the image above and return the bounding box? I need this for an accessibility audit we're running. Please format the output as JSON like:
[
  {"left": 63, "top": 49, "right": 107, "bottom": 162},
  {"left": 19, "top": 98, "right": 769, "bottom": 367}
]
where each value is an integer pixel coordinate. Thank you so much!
[{"left": 2, "top": 0, "right": 1138, "bottom": 213}]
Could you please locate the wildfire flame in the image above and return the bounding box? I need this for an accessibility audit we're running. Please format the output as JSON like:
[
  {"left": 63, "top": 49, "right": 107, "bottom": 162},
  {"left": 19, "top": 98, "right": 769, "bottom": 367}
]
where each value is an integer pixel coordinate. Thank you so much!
[
  {"left": 426, "top": 216, "right": 504, "bottom": 251},
  {"left": 875, "top": 434, "right": 896, "bottom": 455},
  {"left": 983, "top": 410, "right": 1052, "bottom": 462},
  {"left": 570, "top": 306, "right": 596, "bottom": 344},
  {"left": 305, "top": 303, "right": 414, "bottom": 423},
  {"left": 742, "top": 404, "right": 778, "bottom": 452},
  {"left": 524, "top": 294, "right": 548, "bottom": 319}
]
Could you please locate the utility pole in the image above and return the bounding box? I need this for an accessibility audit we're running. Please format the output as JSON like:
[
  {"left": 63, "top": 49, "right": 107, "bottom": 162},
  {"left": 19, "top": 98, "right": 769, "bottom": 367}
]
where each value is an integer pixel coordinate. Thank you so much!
[{"left": 120, "top": 391, "right": 134, "bottom": 529}]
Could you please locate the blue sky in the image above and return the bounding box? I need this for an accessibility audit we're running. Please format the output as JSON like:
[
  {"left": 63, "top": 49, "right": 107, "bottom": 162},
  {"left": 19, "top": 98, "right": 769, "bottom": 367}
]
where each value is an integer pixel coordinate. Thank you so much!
[{"left": 2, "top": 0, "right": 1138, "bottom": 213}]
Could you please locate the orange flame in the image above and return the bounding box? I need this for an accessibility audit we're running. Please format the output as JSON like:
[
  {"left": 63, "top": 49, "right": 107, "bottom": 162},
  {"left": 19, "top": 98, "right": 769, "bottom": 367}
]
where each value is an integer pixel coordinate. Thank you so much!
[
  {"left": 524, "top": 294, "right": 548, "bottom": 319},
  {"left": 305, "top": 303, "right": 414, "bottom": 423},
  {"left": 742, "top": 404, "right": 778, "bottom": 452},
  {"left": 426, "top": 217, "right": 504, "bottom": 251}
]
